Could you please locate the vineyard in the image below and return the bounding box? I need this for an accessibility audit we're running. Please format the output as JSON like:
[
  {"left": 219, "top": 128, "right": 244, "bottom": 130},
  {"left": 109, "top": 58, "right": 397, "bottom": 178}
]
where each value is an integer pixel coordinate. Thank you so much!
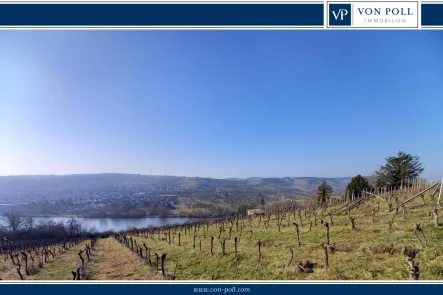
[{"left": 1, "top": 183, "right": 442, "bottom": 280}]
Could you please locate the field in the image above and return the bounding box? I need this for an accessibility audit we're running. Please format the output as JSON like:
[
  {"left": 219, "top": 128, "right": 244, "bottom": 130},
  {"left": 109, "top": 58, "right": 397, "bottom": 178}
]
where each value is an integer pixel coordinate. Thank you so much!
[{"left": 1, "top": 186, "right": 442, "bottom": 280}]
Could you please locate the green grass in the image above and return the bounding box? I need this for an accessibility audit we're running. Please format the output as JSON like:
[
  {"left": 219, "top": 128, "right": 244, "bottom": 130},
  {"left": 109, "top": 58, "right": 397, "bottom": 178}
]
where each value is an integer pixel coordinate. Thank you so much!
[
  {"left": 1, "top": 189, "right": 442, "bottom": 280},
  {"left": 128, "top": 191, "right": 443, "bottom": 280},
  {"left": 89, "top": 237, "right": 162, "bottom": 280},
  {"left": 29, "top": 241, "right": 92, "bottom": 280}
]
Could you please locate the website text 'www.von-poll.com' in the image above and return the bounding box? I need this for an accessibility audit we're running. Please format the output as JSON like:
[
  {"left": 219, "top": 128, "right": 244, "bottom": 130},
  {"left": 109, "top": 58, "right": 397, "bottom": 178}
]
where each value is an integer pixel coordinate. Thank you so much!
[{"left": 194, "top": 287, "right": 251, "bottom": 294}]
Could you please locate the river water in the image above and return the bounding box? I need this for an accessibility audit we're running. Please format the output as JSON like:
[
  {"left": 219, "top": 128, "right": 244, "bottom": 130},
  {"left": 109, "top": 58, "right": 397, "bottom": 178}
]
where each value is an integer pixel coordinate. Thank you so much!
[{"left": 0, "top": 216, "right": 206, "bottom": 232}]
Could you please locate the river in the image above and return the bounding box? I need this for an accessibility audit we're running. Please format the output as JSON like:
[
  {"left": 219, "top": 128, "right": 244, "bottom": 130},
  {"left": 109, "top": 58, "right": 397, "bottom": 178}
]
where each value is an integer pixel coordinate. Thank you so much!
[{"left": 0, "top": 216, "right": 207, "bottom": 232}]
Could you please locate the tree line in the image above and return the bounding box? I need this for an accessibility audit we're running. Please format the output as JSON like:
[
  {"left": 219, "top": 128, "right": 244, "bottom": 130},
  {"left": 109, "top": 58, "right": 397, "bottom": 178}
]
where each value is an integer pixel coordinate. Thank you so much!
[
  {"left": 1, "top": 213, "right": 96, "bottom": 243},
  {"left": 316, "top": 151, "right": 425, "bottom": 206}
]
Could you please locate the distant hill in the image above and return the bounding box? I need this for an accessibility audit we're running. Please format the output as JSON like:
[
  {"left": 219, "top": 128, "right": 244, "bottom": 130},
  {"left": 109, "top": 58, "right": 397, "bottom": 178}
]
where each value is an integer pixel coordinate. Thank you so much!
[
  {"left": 0, "top": 174, "right": 350, "bottom": 196},
  {"left": 237, "top": 177, "right": 351, "bottom": 193}
]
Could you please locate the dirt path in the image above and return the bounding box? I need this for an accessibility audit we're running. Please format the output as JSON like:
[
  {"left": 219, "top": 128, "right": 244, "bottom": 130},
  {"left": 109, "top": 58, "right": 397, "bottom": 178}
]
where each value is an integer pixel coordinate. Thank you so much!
[{"left": 89, "top": 237, "right": 161, "bottom": 280}]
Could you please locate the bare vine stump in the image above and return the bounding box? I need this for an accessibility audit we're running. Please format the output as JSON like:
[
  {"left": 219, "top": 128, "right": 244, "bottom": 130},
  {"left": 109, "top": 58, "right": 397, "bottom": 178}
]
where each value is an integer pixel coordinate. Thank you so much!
[
  {"left": 193, "top": 235, "right": 196, "bottom": 249},
  {"left": 414, "top": 224, "right": 427, "bottom": 249},
  {"left": 433, "top": 209, "right": 439, "bottom": 226},
  {"left": 76, "top": 267, "right": 81, "bottom": 280},
  {"left": 403, "top": 207, "right": 406, "bottom": 219},
  {"left": 161, "top": 253, "right": 167, "bottom": 277},
  {"left": 17, "top": 263, "right": 24, "bottom": 280},
  {"left": 155, "top": 253, "right": 160, "bottom": 270},
  {"left": 329, "top": 212, "right": 334, "bottom": 226},
  {"left": 349, "top": 217, "right": 355, "bottom": 230},
  {"left": 72, "top": 271, "right": 76, "bottom": 280},
  {"left": 257, "top": 240, "right": 262, "bottom": 263},
  {"left": 323, "top": 243, "right": 329, "bottom": 269},
  {"left": 234, "top": 237, "right": 238, "bottom": 258},
  {"left": 220, "top": 240, "right": 226, "bottom": 256},
  {"left": 387, "top": 219, "right": 393, "bottom": 230},
  {"left": 10, "top": 253, "right": 16, "bottom": 265},
  {"left": 293, "top": 223, "right": 301, "bottom": 246},
  {"left": 21, "top": 252, "right": 30, "bottom": 276},
  {"left": 85, "top": 246, "right": 90, "bottom": 261},
  {"left": 78, "top": 250, "right": 85, "bottom": 268},
  {"left": 288, "top": 248, "right": 294, "bottom": 266},
  {"left": 309, "top": 221, "right": 312, "bottom": 232},
  {"left": 324, "top": 222, "right": 330, "bottom": 245},
  {"left": 210, "top": 237, "right": 214, "bottom": 255}
]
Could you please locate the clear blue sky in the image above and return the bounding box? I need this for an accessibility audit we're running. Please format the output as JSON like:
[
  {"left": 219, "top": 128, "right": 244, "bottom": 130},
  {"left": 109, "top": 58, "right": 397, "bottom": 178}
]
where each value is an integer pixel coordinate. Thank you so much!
[{"left": 0, "top": 31, "right": 442, "bottom": 179}]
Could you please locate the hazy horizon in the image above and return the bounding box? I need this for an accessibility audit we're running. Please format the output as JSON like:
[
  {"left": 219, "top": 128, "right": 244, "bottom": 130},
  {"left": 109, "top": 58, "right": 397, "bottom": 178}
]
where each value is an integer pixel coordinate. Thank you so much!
[
  {"left": 1, "top": 31, "right": 442, "bottom": 179},
  {"left": 0, "top": 172, "right": 354, "bottom": 179}
]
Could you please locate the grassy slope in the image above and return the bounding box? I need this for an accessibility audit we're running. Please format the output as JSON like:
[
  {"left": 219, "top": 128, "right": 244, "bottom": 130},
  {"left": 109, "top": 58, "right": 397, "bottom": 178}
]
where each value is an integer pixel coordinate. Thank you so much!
[
  {"left": 29, "top": 241, "right": 91, "bottom": 280},
  {"left": 0, "top": 242, "right": 89, "bottom": 280},
  {"left": 1, "top": 189, "right": 441, "bottom": 281},
  {"left": 0, "top": 255, "right": 20, "bottom": 280},
  {"left": 89, "top": 237, "right": 162, "bottom": 280},
  {"left": 129, "top": 190, "right": 443, "bottom": 280}
]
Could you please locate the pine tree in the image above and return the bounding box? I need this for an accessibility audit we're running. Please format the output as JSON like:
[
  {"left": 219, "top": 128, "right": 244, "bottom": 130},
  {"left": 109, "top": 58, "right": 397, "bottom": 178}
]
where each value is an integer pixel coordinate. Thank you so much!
[
  {"left": 376, "top": 151, "right": 424, "bottom": 187},
  {"left": 317, "top": 181, "right": 333, "bottom": 207},
  {"left": 346, "top": 175, "right": 371, "bottom": 199}
]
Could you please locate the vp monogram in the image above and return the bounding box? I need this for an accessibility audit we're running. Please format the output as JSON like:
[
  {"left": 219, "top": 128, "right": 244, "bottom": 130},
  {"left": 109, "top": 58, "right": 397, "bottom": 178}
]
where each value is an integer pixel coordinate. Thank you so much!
[{"left": 332, "top": 9, "right": 348, "bottom": 20}]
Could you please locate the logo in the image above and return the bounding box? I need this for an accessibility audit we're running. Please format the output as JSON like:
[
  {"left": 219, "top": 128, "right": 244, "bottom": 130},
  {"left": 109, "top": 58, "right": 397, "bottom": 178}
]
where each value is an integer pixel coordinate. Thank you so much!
[
  {"left": 329, "top": 3, "right": 352, "bottom": 26},
  {"left": 332, "top": 9, "right": 348, "bottom": 21}
]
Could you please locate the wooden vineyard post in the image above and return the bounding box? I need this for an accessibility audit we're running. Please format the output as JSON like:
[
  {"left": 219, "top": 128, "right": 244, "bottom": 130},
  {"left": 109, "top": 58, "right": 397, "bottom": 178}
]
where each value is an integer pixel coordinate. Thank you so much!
[
  {"left": 234, "top": 237, "right": 238, "bottom": 258},
  {"left": 257, "top": 240, "right": 262, "bottom": 263},
  {"left": 438, "top": 179, "right": 443, "bottom": 207},
  {"left": 323, "top": 243, "right": 329, "bottom": 269},
  {"left": 433, "top": 209, "right": 439, "bottom": 226},
  {"left": 294, "top": 223, "right": 301, "bottom": 247},
  {"left": 324, "top": 222, "right": 330, "bottom": 245},
  {"left": 220, "top": 240, "right": 226, "bottom": 256},
  {"left": 154, "top": 253, "right": 160, "bottom": 270}
]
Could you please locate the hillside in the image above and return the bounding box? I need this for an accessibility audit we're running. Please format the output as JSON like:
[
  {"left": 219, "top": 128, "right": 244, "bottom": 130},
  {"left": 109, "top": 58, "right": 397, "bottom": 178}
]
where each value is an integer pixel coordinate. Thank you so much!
[
  {"left": 1, "top": 184, "right": 442, "bottom": 280},
  {"left": 0, "top": 174, "right": 350, "bottom": 196},
  {"left": 237, "top": 177, "right": 351, "bottom": 193}
]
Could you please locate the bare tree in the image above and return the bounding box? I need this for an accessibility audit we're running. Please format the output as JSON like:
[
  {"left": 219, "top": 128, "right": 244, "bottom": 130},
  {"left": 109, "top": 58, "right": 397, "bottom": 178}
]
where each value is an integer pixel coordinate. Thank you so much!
[
  {"left": 23, "top": 217, "right": 34, "bottom": 230},
  {"left": 5, "top": 212, "right": 23, "bottom": 231},
  {"left": 67, "top": 218, "right": 83, "bottom": 236}
]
